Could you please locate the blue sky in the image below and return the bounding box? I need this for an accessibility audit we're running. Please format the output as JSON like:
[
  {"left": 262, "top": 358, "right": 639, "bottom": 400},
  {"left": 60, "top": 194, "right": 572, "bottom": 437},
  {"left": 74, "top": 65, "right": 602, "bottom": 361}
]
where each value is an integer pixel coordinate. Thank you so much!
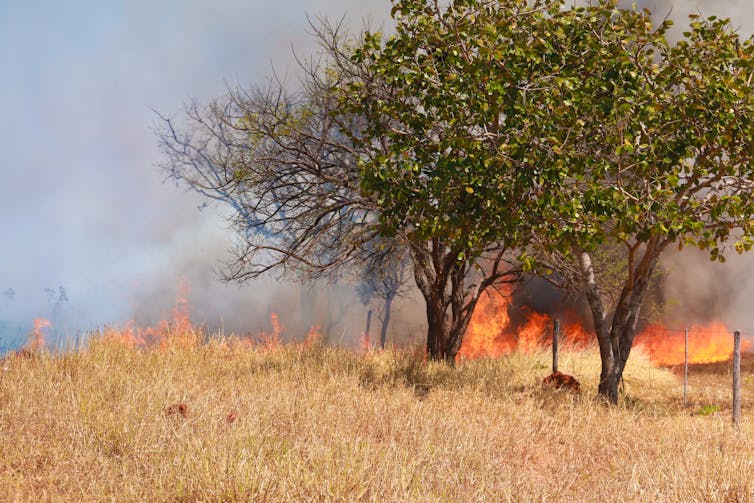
[{"left": 0, "top": 1, "right": 387, "bottom": 344}]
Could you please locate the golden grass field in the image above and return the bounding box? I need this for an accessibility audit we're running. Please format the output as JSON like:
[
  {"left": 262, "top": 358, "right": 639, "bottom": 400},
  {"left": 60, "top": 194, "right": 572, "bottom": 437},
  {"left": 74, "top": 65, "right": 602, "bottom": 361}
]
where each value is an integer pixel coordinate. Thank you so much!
[{"left": 2, "top": 330, "right": 754, "bottom": 502}]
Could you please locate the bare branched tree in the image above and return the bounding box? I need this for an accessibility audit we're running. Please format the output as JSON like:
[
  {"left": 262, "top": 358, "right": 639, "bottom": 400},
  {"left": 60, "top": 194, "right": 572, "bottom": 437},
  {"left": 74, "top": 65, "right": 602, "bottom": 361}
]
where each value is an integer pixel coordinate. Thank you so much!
[
  {"left": 157, "top": 18, "right": 521, "bottom": 362},
  {"left": 159, "top": 25, "right": 381, "bottom": 281}
]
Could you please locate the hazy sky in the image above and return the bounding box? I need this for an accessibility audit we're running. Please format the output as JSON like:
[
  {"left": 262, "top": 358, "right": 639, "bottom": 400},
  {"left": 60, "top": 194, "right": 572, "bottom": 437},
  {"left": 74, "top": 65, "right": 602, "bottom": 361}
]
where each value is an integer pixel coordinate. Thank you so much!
[
  {"left": 0, "top": 1, "right": 388, "bottom": 342},
  {"left": 2, "top": 1, "right": 754, "bottom": 346}
]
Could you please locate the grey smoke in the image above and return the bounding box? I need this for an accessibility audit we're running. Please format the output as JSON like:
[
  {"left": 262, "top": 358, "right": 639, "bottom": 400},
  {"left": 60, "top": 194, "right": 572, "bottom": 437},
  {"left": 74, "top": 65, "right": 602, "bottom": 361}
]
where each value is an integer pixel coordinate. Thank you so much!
[{"left": 0, "top": 1, "right": 389, "bottom": 346}]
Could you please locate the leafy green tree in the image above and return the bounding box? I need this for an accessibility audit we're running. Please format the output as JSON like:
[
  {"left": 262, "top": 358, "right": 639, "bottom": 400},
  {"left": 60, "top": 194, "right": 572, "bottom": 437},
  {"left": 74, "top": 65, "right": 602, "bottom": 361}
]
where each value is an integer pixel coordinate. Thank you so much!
[
  {"left": 349, "top": 0, "right": 754, "bottom": 400},
  {"left": 344, "top": 0, "right": 578, "bottom": 361},
  {"left": 527, "top": 6, "right": 754, "bottom": 402}
]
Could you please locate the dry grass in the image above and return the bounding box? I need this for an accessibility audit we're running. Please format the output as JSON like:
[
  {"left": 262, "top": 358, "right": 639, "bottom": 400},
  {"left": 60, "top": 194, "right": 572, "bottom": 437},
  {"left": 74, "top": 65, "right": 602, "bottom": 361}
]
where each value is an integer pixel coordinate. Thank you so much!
[{"left": 2, "top": 334, "right": 754, "bottom": 502}]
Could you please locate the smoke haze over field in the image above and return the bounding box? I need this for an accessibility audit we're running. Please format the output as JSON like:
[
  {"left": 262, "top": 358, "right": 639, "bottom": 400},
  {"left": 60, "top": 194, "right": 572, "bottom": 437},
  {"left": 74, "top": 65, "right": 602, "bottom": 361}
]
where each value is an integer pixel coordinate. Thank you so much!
[
  {"left": 2, "top": 1, "right": 754, "bottom": 349},
  {"left": 0, "top": 0, "right": 391, "bottom": 347}
]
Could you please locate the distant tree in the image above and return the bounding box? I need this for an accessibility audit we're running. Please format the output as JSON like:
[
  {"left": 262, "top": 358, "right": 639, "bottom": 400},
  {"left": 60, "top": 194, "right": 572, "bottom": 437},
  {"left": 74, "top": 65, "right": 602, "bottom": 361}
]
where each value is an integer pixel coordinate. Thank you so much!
[
  {"left": 44, "top": 285, "right": 69, "bottom": 316},
  {"left": 356, "top": 243, "right": 411, "bottom": 348},
  {"left": 43, "top": 287, "right": 56, "bottom": 305},
  {"left": 57, "top": 286, "right": 68, "bottom": 304},
  {"left": 1, "top": 288, "right": 14, "bottom": 313}
]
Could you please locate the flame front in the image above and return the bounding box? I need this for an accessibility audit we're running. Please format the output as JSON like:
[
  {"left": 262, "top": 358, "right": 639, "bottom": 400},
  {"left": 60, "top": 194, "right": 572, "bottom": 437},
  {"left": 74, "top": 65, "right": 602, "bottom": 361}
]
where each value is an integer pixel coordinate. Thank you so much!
[
  {"left": 459, "top": 291, "right": 515, "bottom": 359},
  {"left": 459, "top": 288, "right": 744, "bottom": 366},
  {"left": 634, "top": 322, "right": 750, "bottom": 366},
  {"left": 98, "top": 282, "right": 196, "bottom": 349},
  {"left": 21, "top": 281, "right": 745, "bottom": 367},
  {"left": 262, "top": 313, "right": 283, "bottom": 348},
  {"left": 303, "top": 325, "right": 322, "bottom": 346},
  {"left": 458, "top": 289, "right": 592, "bottom": 361}
]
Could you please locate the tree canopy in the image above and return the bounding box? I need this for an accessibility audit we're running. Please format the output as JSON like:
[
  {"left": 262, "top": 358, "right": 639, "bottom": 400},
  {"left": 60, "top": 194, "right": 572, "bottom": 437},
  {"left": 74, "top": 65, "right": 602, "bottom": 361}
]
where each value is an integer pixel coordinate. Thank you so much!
[{"left": 346, "top": 0, "right": 557, "bottom": 257}]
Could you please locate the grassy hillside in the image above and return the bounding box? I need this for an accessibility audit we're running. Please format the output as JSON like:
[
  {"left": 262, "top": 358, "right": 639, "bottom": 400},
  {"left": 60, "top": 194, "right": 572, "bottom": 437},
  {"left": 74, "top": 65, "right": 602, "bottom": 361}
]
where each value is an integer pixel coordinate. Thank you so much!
[{"left": 1, "top": 332, "right": 753, "bottom": 502}]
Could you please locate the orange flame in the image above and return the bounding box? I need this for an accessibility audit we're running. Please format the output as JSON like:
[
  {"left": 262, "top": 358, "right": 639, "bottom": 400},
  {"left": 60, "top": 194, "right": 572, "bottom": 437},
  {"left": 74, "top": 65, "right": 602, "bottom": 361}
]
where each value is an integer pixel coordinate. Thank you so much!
[
  {"left": 87, "top": 284, "right": 327, "bottom": 353},
  {"left": 359, "top": 332, "right": 371, "bottom": 352},
  {"left": 459, "top": 291, "right": 515, "bottom": 359},
  {"left": 99, "top": 282, "right": 198, "bottom": 350},
  {"left": 303, "top": 325, "right": 322, "bottom": 346},
  {"left": 516, "top": 309, "right": 552, "bottom": 353},
  {"left": 635, "top": 322, "right": 750, "bottom": 366},
  {"left": 237, "top": 312, "right": 284, "bottom": 348},
  {"left": 458, "top": 289, "right": 591, "bottom": 361},
  {"left": 24, "top": 318, "right": 53, "bottom": 352},
  {"left": 459, "top": 286, "right": 744, "bottom": 367},
  {"left": 261, "top": 313, "right": 283, "bottom": 348}
]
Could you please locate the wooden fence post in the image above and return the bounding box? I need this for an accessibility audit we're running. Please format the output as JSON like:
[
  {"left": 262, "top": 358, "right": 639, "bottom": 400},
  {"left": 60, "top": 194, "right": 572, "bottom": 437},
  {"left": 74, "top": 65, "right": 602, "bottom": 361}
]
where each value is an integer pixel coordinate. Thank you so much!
[
  {"left": 733, "top": 330, "right": 741, "bottom": 427},
  {"left": 552, "top": 319, "right": 560, "bottom": 373}
]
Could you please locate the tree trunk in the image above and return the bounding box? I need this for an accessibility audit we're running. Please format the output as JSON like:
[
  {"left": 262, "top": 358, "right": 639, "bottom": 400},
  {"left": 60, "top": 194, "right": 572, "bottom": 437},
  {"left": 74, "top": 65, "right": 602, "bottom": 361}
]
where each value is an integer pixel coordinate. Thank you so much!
[
  {"left": 577, "top": 249, "right": 618, "bottom": 402},
  {"left": 379, "top": 293, "right": 393, "bottom": 349},
  {"left": 597, "top": 336, "right": 619, "bottom": 402},
  {"left": 411, "top": 241, "right": 483, "bottom": 365},
  {"left": 364, "top": 309, "right": 372, "bottom": 347},
  {"left": 577, "top": 243, "right": 662, "bottom": 403},
  {"left": 425, "top": 298, "right": 452, "bottom": 362},
  {"left": 607, "top": 262, "right": 656, "bottom": 395},
  {"left": 419, "top": 277, "right": 479, "bottom": 363}
]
